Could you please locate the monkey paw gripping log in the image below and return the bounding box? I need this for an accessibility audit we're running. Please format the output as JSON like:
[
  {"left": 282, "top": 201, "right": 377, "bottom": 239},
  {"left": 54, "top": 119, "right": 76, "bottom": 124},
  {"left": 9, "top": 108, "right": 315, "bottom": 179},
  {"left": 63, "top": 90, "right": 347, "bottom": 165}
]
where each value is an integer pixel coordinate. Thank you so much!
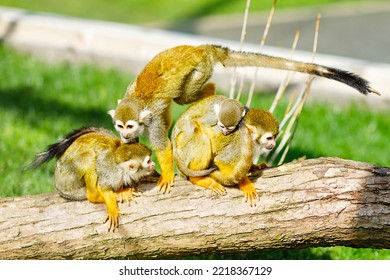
[
  {"left": 115, "top": 187, "right": 141, "bottom": 205},
  {"left": 189, "top": 177, "right": 227, "bottom": 195},
  {"left": 238, "top": 177, "right": 259, "bottom": 207}
]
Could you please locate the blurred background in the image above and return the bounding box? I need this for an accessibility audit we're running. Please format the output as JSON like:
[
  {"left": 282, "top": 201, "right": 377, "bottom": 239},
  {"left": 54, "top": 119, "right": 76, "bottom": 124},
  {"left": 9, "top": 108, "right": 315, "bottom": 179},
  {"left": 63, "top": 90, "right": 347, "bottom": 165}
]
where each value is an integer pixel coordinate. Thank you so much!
[
  {"left": 0, "top": 0, "right": 389, "bottom": 259},
  {"left": 1, "top": 0, "right": 389, "bottom": 62}
]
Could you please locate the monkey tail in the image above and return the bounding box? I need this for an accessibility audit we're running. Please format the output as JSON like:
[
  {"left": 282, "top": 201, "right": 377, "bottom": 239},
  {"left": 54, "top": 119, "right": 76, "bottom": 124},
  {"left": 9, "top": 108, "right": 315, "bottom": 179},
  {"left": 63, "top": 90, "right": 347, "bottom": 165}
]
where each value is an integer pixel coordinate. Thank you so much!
[
  {"left": 26, "top": 127, "right": 114, "bottom": 169},
  {"left": 174, "top": 154, "right": 218, "bottom": 178},
  {"left": 219, "top": 47, "right": 380, "bottom": 96}
]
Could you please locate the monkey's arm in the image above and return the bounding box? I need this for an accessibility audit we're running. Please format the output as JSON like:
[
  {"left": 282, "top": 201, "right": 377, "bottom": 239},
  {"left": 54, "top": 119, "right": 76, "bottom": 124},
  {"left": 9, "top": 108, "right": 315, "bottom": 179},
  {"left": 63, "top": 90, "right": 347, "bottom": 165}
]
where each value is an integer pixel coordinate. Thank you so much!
[
  {"left": 154, "top": 142, "right": 175, "bottom": 193},
  {"left": 84, "top": 169, "right": 119, "bottom": 232}
]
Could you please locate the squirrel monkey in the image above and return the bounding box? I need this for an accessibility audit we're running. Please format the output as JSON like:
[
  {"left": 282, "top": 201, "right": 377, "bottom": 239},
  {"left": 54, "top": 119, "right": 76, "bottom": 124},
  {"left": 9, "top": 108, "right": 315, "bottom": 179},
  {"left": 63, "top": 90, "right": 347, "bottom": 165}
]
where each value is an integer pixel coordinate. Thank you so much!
[
  {"left": 245, "top": 109, "right": 279, "bottom": 168},
  {"left": 172, "top": 95, "right": 247, "bottom": 179},
  {"left": 109, "top": 44, "right": 379, "bottom": 193},
  {"left": 171, "top": 96, "right": 258, "bottom": 206},
  {"left": 28, "top": 127, "right": 155, "bottom": 232}
]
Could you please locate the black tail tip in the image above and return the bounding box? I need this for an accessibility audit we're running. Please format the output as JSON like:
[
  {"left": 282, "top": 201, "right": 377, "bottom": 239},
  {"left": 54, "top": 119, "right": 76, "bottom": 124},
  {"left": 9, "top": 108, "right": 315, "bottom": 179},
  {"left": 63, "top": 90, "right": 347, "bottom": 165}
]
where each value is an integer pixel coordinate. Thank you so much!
[{"left": 327, "top": 67, "right": 381, "bottom": 96}]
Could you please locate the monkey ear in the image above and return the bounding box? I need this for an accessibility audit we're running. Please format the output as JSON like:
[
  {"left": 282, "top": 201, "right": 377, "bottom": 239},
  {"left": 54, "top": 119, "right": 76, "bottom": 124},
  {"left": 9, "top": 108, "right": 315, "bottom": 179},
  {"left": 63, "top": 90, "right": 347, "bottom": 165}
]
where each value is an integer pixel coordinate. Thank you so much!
[
  {"left": 107, "top": 109, "right": 115, "bottom": 119},
  {"left": 140, "top": 109, "right": 152, "bottom": 125},
  {"left": 128, "top": 161, "right": 139, "bottom": 172},
  {"left": 117, "top": 99, "right": 122, "bottom": 105},
  {"left": 246, "top": 124, "right": 258, "bottom": 135}
]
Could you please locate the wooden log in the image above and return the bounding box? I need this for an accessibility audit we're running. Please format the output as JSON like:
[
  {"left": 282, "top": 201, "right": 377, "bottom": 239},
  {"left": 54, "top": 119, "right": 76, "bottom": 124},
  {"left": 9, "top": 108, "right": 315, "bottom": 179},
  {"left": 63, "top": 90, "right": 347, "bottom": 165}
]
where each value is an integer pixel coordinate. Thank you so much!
[{"left": 1, "top": 157, "right": 389, "bottom": 259}]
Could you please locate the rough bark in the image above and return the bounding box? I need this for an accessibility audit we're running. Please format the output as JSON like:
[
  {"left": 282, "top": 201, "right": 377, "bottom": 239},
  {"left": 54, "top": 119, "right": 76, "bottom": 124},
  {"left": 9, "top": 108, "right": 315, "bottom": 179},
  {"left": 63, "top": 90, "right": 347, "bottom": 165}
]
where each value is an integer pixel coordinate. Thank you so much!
[{"left": 1, "top": 157, "right": 389, "bottom": 259}]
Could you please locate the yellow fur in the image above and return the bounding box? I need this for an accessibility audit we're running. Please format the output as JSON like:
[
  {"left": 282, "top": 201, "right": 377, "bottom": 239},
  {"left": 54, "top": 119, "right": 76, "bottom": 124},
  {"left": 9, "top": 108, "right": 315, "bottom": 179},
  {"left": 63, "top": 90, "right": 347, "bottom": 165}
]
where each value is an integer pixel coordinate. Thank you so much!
[
  {"left": 172, "top": 96, "right": 257, "bottom": 206},
  {"left": 31, "top": 127, "right": 154, "bottom": 232}
]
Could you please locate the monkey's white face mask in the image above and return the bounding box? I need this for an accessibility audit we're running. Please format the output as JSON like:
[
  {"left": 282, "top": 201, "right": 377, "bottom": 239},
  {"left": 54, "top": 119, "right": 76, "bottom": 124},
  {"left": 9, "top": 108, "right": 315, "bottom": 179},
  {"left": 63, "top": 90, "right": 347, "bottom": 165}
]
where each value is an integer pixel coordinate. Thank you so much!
[{"left": 113, "top": 120, "right": 142, "bottom": 143}]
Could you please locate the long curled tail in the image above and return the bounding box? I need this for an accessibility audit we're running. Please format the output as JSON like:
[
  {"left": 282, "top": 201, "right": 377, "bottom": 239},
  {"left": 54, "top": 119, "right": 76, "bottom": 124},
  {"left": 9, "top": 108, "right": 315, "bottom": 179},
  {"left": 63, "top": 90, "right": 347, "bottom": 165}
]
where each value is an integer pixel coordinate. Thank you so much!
[{"left": 26, "top": 127, "right": 114, "bottom": 169}]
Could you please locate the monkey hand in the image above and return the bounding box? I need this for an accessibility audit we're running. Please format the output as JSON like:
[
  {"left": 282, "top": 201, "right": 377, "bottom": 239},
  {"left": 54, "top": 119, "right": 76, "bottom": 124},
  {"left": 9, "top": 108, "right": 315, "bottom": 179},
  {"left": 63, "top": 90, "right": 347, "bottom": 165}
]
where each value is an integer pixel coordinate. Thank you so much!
[
  {"left": 115, "top": 187, "right": 141, "bottom": 206},
  {"left": 103, "top": 202, "right": 120, "bottom": 232},
  {"left": 103, "top": 212, "right": 119, "bottom": 232},
  {"left": 238, "top": 177, "right": 259, "bottom": 207}
]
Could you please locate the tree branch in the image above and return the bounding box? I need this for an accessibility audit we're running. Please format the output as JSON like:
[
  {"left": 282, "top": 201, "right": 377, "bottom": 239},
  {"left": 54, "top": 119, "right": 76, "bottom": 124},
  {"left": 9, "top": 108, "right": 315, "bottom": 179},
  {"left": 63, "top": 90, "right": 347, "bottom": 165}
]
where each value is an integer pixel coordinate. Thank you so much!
[{"left": 1, "top": 157, "right": 389, "bottom": 259}]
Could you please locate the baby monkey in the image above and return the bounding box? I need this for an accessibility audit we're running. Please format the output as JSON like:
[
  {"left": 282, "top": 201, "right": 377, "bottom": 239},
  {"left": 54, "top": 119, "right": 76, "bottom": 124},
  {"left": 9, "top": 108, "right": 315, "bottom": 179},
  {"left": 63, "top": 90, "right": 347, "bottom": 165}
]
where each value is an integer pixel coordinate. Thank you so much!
[
  {"left": 28, "top": 127, "right": 155, "bottom": 232},
  {"left": 178, "top": 93, "right": 248, "bottom": 137}
]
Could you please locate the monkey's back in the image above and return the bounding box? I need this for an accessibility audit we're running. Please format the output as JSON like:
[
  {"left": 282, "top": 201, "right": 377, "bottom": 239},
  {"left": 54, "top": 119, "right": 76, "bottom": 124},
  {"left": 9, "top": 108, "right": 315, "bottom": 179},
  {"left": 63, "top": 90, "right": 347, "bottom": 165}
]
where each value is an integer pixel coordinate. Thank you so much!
[
  {"left": 135, "top": 45, "right": 218, "bottom": 101},
  {"left": 54, "top": 131, "right": 120, "bottom": 200}
]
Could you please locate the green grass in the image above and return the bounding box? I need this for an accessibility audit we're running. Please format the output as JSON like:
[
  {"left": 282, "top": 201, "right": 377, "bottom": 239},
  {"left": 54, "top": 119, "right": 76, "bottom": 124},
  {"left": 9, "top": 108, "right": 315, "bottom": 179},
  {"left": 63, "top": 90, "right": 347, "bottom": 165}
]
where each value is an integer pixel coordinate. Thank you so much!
[
  {"left": 1, "top": 45, "right": 389, "bottom": 259},
  {"left": 0, "top": 0, "right": 368, "bottom": 25}
]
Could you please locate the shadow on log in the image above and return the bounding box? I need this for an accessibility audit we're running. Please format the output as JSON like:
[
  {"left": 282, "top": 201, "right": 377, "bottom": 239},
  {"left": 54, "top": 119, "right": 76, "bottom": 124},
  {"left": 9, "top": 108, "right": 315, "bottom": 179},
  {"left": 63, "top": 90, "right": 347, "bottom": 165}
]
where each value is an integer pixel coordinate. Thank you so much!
[{"left": 1, "top": 157, "right": 389, "bottom": 259}]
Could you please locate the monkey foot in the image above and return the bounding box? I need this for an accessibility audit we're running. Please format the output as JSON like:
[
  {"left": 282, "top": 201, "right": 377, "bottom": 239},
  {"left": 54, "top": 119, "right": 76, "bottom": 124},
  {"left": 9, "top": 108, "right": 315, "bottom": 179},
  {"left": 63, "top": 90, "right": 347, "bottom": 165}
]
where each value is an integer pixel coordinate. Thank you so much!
[
  {"left": 115, "top": 187, "right": 141, "bottom": 206},
  {"left": 238, "top": 177, "right": 259, "bottom": 207},
  {"left": 103, "top": 211, "right": 119, "bottom": 232},
  {"left": 189, "top": 176, "right": 226, "bottom": 195},
  {"left": 250, "top": 162, "right": 268, "bottom": 171},
  {"left": 156, "top": 175, "right": 174, "bottom": 194}
]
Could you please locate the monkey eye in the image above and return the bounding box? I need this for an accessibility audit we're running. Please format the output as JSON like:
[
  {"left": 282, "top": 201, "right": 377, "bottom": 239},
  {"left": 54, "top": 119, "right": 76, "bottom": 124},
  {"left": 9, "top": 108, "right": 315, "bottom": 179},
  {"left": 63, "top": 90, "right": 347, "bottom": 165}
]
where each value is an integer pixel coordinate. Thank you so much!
[
  {"left": 266, "top": 136, "right": 274, "bottom": 141},
  {"left": 117, "top": 124, "right": 124, "bottom": 129},
  {"left": 127, "top": 124, "right": 134, "bottom": 129}
]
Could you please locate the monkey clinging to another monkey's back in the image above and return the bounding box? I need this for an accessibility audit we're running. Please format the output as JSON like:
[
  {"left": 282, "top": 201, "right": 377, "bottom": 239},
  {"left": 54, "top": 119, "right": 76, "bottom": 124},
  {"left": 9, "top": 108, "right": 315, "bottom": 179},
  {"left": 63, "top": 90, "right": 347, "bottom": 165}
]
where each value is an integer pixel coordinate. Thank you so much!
[{"left": 172, "top": 95, "right": 279, "bottom": 207}]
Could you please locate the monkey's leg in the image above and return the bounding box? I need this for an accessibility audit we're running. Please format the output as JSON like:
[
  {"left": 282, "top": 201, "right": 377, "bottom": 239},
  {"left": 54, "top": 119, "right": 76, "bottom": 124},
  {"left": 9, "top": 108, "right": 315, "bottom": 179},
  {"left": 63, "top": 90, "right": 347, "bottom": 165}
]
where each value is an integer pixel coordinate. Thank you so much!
[
  {"left": 200, "top": 82, "right": 216, "bottom": 98},
  {"left": 173, "top": 78, "right": 215, "bottom": 104},
  {"left": 155, "top": 141, "right": 175, "bottom": 194},
  {"left": 84, "top": 173, "right": 120, "bottom": 232},
  {"left": 99, "top": 187, "right": 121, "bottom": 232},
  {"left": 189, "top": 176, "right": 226, "bottom": 195},
  {"left": 115, "top": 187, "right": 141, "bottom": 206},
  {"left": 238, "top": 176, "right": 259, "bottom": 207}
]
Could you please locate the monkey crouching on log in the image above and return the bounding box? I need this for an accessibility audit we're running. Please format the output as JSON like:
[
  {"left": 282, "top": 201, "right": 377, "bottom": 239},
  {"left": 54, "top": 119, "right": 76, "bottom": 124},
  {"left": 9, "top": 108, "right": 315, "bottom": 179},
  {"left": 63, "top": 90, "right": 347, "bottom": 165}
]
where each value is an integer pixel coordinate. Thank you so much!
[
  {"left": 171, "top": 96, "right": 279, "bottom": 207},
  {"left": 28, "top": 127, "right": 155, "bottom": 232}
]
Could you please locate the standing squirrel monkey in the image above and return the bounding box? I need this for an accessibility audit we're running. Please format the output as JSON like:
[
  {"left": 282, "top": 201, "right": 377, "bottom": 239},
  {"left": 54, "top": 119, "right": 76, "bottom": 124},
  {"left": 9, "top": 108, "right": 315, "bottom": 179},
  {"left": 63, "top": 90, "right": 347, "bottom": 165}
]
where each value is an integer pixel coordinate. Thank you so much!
[
  {"left": 28, "top": 127, "right": 155, "bottom": 232},
  {"left": 109, "top": 44, "right": 379, "bottom": 193}
]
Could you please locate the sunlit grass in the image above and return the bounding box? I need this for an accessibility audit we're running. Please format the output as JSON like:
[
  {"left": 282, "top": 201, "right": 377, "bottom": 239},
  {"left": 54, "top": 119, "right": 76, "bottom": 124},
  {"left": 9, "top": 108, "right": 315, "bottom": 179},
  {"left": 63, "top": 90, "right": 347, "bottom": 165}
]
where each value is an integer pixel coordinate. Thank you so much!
[{"left": 0, "top": 0, "right": 368, "bottom": 25}]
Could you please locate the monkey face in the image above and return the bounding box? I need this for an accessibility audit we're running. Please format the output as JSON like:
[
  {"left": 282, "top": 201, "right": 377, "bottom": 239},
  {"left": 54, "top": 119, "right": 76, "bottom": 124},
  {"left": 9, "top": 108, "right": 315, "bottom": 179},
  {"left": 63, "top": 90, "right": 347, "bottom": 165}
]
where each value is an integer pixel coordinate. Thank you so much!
[
  {"left": 259, "top": 132, "right": 276, "bottom": 155},
  {"left": 113, "top": 119, "right": 141, "bottom": 143},
  {"left": 217, "top": 120, "right": 237, "bottom": 136},
  {"left": 108, "top": 98, "right": 151, "bottom": 143},
  {"left": 119, "top": 155, "right": 155, "bottom": 186}
]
